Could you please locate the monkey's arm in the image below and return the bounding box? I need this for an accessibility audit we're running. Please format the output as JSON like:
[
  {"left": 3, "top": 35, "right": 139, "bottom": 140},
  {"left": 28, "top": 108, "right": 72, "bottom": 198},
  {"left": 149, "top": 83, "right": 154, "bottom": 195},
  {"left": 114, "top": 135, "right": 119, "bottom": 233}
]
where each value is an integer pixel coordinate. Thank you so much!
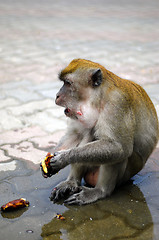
[
  {"left": 50, "top": 137, "right": 133, "bottom": 170},
  {"left": 50, "top": 107, "right": 135, "bottom": 171}
]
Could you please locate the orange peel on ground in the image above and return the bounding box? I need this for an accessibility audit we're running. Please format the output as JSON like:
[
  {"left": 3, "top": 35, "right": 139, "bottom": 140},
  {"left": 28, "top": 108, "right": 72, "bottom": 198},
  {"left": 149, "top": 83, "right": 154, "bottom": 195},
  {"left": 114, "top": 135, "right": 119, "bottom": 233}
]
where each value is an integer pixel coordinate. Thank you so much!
[{"left": 1, "top": 198, "right": 29, "bottom": 212}]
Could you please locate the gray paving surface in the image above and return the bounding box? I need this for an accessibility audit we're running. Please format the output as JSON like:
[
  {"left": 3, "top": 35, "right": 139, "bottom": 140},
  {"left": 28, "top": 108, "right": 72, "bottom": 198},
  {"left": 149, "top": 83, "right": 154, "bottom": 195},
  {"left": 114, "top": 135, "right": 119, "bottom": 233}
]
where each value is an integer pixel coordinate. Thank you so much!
[{"left": 0, "top": 0, "right": 159, "bottom": 239}]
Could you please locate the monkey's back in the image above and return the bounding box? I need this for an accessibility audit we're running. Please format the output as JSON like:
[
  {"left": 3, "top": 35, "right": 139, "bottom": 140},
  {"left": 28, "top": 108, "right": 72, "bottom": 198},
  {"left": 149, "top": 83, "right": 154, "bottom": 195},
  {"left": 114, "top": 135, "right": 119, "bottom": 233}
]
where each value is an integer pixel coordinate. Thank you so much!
[
  {"left": 106, "top": 70, "right": 159, "bottom": 161},
  {"left": 123, "top": 78, "right": 158, "bottom": 161}
]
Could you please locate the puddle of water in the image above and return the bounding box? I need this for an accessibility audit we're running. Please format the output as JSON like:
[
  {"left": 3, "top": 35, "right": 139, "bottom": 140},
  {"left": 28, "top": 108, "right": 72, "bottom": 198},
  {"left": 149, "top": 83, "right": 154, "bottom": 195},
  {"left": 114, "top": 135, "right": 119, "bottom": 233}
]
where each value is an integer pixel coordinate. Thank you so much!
[{"left": 0, "top": 153, "right": 159, "bottom": 240}]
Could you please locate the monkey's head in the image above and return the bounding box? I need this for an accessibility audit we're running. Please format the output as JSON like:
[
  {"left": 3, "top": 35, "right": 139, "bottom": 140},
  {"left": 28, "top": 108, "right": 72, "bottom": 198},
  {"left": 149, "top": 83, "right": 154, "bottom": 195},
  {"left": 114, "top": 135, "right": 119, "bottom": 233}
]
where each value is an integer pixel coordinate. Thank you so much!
[{"left": 55, "top": 59, "right": 105, "bottom": 127}]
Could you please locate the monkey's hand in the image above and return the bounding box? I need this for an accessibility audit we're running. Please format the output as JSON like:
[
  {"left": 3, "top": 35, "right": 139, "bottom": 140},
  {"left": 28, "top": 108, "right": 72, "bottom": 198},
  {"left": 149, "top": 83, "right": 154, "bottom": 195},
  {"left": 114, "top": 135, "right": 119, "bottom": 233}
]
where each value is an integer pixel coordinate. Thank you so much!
[
  {"left": 64, "top": 186, "right": 105, "bottom": 205},
  {"left": 50, "top": 180, "right": 81, "bottom": 202},
  {"left": 49, "top": 151, "right": 68, "bottom": 174}
]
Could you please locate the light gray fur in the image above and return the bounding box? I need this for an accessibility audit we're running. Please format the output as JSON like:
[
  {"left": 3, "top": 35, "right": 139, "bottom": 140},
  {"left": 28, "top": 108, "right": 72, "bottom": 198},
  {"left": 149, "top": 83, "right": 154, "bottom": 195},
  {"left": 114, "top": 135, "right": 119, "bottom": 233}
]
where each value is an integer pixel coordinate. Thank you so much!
[{"left": 48, "top": 60, "right": 159, "bottom": 205}]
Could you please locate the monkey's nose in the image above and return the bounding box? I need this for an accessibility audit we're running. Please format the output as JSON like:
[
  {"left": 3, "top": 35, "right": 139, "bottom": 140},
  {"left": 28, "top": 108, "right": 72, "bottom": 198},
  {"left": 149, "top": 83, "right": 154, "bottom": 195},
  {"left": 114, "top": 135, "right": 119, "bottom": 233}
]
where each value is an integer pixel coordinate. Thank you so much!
[
  {"left": 55, "top": 94, "right": 60, "bottom": 105},
  {"left": 56, "top": 94, "right": 59, "bottom": 100}
]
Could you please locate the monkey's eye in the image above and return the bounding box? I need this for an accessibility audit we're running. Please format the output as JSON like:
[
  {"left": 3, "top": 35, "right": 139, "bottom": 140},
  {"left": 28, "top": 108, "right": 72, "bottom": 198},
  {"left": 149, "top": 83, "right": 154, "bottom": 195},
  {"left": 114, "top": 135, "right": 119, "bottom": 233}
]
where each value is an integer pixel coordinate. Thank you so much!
[{"left": 64, "top": 80, "right": 71, "bottom": 86}]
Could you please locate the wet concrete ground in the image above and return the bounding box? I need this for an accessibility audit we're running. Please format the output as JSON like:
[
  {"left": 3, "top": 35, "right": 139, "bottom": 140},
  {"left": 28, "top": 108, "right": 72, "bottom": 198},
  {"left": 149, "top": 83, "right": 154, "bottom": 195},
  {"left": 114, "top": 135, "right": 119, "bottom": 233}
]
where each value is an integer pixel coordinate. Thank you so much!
[{"left": 0, "top": 0, "right": 159, "bottom": 239}]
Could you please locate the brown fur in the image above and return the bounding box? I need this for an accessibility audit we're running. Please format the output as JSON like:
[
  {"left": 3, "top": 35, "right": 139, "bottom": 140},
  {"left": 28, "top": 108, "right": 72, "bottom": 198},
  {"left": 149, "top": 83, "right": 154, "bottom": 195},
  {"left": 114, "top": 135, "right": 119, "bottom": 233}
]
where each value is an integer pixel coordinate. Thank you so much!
[{"left": 48, "top": 59, "right": 159, "bottom": 205}]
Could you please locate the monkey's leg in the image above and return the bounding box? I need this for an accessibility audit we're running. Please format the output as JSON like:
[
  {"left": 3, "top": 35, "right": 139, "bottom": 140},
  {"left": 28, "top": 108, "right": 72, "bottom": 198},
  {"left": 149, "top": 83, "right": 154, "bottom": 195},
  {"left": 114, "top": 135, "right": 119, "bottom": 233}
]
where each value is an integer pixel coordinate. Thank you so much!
[
  {"left": 50, "top": 164, "right": 85, "bottom": 202},
  {"left": 65, "top": 161, "right": 127, "bottom": 205},
  {"left": 121, "top": 152, "right": 144, "bottom": 183}
]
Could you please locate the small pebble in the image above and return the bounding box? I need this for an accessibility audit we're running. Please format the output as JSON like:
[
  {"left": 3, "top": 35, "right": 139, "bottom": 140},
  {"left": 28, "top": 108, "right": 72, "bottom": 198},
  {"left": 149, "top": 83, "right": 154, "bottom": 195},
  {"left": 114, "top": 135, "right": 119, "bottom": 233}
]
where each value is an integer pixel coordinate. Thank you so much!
[{"left": 26, "top": 230, "right": 34, "bottom": 233}]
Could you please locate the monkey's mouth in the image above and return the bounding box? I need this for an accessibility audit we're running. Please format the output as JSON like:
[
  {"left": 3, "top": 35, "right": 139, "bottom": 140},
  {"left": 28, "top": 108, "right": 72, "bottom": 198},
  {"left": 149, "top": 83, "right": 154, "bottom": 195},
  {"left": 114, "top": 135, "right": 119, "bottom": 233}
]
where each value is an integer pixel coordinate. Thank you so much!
[
  {"left": 64, "top": 108, "right": 76, "bottom": 118},
  {"left": 64, "top": 108, "right": 71, "bottom": 116},
  {"left": 64, "top": 108, "right": 81, "bottom": 119}
]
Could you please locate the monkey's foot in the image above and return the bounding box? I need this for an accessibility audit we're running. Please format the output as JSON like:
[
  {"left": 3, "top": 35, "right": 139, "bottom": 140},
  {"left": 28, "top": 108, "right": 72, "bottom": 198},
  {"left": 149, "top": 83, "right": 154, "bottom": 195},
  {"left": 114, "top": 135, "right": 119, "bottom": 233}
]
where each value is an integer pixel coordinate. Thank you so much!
[
  {"left": 50, "top": 181, "right": 81, "bottom": 203},
  {"left": 64, "top": 187, "right": 105, "bottom": 205}
]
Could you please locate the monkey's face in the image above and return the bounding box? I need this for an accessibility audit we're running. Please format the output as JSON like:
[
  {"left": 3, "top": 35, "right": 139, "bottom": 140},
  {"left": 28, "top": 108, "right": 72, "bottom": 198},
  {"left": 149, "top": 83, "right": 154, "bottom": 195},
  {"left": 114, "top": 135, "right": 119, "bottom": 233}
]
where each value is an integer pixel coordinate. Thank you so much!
[
  {"left": 56, "top": 59, "right": 103, "bottom": 127},
  {"left": 55, "top": 75, "right": 88, "bottom": 121},
  {"left": 56, "top": 83, "right": 99, "bottom": 129}
]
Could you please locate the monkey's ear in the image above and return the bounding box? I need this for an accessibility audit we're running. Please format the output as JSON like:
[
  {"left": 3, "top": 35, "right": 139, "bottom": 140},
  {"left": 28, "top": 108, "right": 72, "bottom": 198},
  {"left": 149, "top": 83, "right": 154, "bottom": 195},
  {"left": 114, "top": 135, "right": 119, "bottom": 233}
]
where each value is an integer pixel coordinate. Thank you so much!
[{"left": 91, "top": 69, "right": 102, "bottom": 87}]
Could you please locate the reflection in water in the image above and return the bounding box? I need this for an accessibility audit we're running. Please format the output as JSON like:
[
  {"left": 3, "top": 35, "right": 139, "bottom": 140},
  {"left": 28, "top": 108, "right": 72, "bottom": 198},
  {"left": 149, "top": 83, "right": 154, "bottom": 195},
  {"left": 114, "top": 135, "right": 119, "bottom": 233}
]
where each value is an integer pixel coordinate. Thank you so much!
[
  {"left": 41, "top": 182, "right": 153, "bottom": 240},
  {"left": 1, "top": 207, "right": 28, "bottom": 219}
]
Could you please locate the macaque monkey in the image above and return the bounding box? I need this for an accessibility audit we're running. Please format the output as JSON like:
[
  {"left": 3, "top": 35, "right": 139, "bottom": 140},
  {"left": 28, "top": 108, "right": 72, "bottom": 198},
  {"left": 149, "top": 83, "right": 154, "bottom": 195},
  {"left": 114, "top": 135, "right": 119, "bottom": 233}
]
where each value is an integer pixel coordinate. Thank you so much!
[{"left": 45, "top": 59, "right": 159, "bottom": 205}]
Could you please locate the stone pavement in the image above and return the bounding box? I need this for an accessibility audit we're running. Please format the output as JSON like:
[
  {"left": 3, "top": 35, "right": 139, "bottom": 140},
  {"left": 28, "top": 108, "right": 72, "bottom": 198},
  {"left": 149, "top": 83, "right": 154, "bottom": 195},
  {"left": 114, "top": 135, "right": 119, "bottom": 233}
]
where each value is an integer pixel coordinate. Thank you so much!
[{"left": 0, "top": 0, "right": 159, "bottom": 239}]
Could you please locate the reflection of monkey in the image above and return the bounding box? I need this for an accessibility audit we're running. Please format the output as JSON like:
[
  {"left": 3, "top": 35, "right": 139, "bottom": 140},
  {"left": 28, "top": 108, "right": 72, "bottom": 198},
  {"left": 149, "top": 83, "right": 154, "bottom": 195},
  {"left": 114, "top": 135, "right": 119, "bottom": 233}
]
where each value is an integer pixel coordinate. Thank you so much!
[
  {"left": 41, "top": 184, "right": 153, "bottom": 239},
  {"left": 47, "top": 59, "right": 159, "bottom": 205}
]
